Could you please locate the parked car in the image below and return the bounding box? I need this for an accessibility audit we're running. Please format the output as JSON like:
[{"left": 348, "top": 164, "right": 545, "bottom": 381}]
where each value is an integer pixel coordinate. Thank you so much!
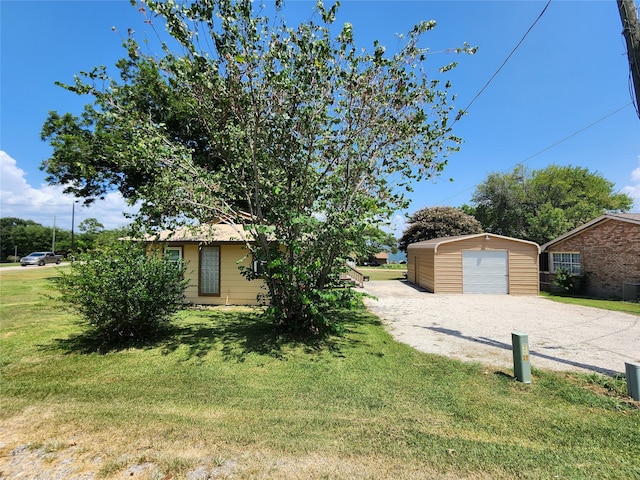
[{"left": 20, "top": 252, "right": 63, "bottom": 267}]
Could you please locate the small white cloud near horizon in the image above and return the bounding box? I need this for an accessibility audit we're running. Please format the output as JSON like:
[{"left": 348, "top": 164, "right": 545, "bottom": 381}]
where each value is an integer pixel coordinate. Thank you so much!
[
  {"left": 622, "top": 156, "right": 640, "bottom": 212},
  {"left": 0, "top": 150, "right": 138, "bottom": 230},
  {"left": 386, "top": 212, "right": 408, "bottom": 240}
]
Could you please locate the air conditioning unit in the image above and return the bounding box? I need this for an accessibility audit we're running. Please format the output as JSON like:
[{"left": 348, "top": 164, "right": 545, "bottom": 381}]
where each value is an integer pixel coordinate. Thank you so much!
[{"left": 623, "top": 282, "right": 640, "bottom": 302}]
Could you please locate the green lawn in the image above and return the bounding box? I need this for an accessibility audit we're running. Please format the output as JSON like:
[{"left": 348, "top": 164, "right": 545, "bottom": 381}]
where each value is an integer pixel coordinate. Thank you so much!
[
  {"left": 358, "top": 265, "right": 407, "bottom": 281},
  {"left": 541, "top": 291, "right": 640, "bottom": 316},
  {"left": 1, "top": 268, "right": 639, "bottom": 479}
]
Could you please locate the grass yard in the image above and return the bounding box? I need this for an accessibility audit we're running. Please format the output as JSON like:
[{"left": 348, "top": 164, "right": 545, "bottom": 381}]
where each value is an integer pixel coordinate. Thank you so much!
[
  {"left": 541, "top": 291, "right": 640, "bottom": 316},
  {"left": 359, "top": 265, "right": 407, "bottom": 281},
  {"left": 1, "top": 268, "right": 639, "bottom": 479}
]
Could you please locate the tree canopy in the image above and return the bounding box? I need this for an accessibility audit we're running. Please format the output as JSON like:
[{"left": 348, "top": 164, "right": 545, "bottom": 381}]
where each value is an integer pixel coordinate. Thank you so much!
[
  {"left": 0, "top": 217, "right": 124, "bottom": 261},
  {"left": 0, "top": 218, "right": 58, "bottom": 260},
  {"left": 467, "top": 165, "right": 633, "bottom": 245},
  {"left": 41, "top": 0, "right": 474, "bottom": 334},
  {"left": 398, "top": 206, "right": 482, "bottom": 251}
]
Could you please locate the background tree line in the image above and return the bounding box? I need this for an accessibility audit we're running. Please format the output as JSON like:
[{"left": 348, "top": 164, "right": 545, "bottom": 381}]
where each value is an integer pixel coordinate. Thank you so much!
[
  {"left": 0, "top": 217, "right": 127, "bottom": 262},
  {"left": 400, "top": 165, "right": 633, "bottom": 248},
  {"left": 464, "top": 164, "right": 632, "bottom": 245}
]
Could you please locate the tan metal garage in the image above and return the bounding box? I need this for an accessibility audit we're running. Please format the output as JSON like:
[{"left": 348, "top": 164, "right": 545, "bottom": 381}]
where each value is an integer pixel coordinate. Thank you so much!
[{"left": 407, "top": 233, "right": 540, "bottom": 295}]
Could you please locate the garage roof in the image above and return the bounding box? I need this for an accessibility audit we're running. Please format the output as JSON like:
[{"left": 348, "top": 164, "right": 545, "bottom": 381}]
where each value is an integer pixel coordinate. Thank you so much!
[{"left": 407, "top": 233, "right": 540, "bottom": 253}]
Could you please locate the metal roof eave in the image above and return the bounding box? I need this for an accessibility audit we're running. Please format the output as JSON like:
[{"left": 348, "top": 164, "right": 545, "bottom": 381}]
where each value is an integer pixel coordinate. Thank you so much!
[{"left": 407, "top": 233, "right": 540, "bottom": 254}]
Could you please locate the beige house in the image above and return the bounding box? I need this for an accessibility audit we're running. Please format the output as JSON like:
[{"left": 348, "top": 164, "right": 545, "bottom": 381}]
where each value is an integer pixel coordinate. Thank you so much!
[
  {"left": 540, "top": 213, "right": 640, "bottom": 299},
  {"left": 146, "top": 224, "right": 266, "bottom": 306},
  {"left": 373, "top": 251, "right": 389, "bottom": 265},
  {"left": 407, "top": 233, "right": 540, "bottom": 295}
]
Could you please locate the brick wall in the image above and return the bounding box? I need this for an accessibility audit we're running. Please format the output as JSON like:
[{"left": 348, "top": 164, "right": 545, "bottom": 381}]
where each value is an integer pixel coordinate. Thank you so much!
[{"left": 548, "top": 219, "right": 640, "bottom": 298}]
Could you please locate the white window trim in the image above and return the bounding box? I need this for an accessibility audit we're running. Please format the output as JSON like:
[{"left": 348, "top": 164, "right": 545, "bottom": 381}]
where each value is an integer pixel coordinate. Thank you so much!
[
  {"left": 252, "top": 256, "right": 267, "bottom": 277},
  {"left": 166, "top": 247, "right": 183, "bottom": 263},
  {"left": 550, "top": 252, "right": 582, "bottom": 276}
]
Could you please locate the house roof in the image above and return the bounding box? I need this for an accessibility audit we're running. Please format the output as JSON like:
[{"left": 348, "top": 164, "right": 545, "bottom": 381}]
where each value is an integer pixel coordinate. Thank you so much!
[
  {"left": 540, "top": 213, "right": 640, "bottom": 251},
  {"left": 407, "top": 233, "right": 540, "bottom": 254},
  {"left": 144, "top": 223, "right": 260, "bottom": 243}
]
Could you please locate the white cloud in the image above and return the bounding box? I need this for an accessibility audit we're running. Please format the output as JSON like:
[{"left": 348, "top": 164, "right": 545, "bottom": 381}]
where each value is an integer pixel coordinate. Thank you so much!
[
  {"left": 622, "top": 156, "right": 640, "bottom": 211},
  {"left": 384, "top": 212, "right": 408, "bottom": 239},
  {"left": 0, "top": 150, "right": 138, "bottom": 230}
]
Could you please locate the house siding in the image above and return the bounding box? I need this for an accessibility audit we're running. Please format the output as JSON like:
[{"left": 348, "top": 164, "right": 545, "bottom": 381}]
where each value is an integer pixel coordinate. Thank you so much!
[
  {"left": 547, "top": 219, "right": 640, "bottom": 298},
  {"left": 179, "top": 244, "right": 265, "bottom": 305},
  {"left": 413, "top": 250, "right": 435, "bottom": 292},
  {"left": 407, "top": 255, "right": 416, "bottom": 284},
  {"left": 434, "top": 245, "right": 463, "bottom": 294},
  {"left": 507, "top": 243, "right": 540, "bottom": 295}
]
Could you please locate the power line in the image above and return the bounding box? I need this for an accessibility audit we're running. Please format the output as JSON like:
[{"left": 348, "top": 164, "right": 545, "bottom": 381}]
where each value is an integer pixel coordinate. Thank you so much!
[
  {"left": 453, "top": 0, "right": 552, "bottom": 126},
  {"left": 510, "top": 103, "right": 633, "bottom": 167},
  {"left": 436, "top": 102, "right": 634, "bottom": 206}
]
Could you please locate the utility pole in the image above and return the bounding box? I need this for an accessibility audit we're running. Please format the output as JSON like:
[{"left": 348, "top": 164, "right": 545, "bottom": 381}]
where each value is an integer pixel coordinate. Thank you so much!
[
  {"left": 52, "top": 216, "right": 57, "bottom": 252},
  {"left": 618, "top": 0, "right": 640, "bottom": 118},
  {"left": 71, "top": 201, "right": 76, "bottom": 253}
]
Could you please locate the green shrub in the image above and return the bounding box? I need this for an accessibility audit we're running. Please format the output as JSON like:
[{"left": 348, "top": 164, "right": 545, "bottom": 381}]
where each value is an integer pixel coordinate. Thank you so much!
[
  {"left": 56, "top": 241, "right": 188, "bottom": 344},
  {"left": 553, "top": 266, "right": 577, "bottom": 294}
]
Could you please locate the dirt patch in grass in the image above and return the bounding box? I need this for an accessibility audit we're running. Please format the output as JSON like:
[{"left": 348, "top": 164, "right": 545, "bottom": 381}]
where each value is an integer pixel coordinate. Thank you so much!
[{"left": 0, "top": 412, "right": 488, "bottom": 480}]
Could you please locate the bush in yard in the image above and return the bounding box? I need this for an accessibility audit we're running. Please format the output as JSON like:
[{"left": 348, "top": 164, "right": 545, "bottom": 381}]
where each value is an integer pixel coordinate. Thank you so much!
[
  {"left": 56, "top": 241, "right": 188, "bottom": 344},
  {"left": 553, "top": 266, "right": 578, "bottom": 294}
]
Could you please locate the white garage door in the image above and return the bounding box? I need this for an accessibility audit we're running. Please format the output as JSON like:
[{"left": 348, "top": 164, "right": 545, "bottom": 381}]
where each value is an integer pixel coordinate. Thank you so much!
[{"left": 463, "top": 250, "right": 508, "bottom": 294}]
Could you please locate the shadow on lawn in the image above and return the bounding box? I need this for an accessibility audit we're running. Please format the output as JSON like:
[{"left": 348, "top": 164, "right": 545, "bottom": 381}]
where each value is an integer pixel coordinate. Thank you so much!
[
  {"left": 162, "top": 306, "right": 381, "bottom": 362},
  {"left": 46, "top": 305, "right": 381, "bottom": 360},
  {"left": 164, "top": 308, "right": 286, "bottom": 361}
]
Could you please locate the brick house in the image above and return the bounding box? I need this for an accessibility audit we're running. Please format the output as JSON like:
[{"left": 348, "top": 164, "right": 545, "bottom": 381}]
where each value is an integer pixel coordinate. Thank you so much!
[{"left": 540, "top": 213, "right": 640, "bottom": 299}]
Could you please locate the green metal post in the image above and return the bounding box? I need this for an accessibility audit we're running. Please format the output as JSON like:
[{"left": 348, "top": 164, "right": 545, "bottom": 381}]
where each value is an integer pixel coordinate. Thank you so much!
[
  {"left": 512, "top": 332, "right": 531, "bottom": 384},
  {"left": 625, "top": 362, "right": 640, "bottom": 400}
]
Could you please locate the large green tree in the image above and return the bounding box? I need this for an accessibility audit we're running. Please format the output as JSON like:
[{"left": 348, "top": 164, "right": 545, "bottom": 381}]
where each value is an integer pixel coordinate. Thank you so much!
[
  {"left": 0, "top": 217, "right": 127, "bottom": 261},
  {"left": 468, "top": 165, "right": 633, "bottom": 245},
  {"left": 399, "top": 206, "right": 483, "bottom": 251},
  {"left": 41, "top": 0, "right": 474, "bottom": 334},
  {"left": 0, "top": 218, "right": 67, "bottom": 260}
]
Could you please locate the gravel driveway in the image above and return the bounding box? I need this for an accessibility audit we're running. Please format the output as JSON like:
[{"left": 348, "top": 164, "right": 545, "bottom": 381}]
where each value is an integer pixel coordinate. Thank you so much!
[{"left": 363, "top": 280, "right": 640, "bottom": 376}]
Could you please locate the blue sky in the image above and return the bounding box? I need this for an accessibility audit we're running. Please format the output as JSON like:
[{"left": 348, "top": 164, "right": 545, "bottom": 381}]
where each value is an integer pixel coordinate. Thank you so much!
[{"left": 1, "top": 0, "right": 639, "bottom": 233}]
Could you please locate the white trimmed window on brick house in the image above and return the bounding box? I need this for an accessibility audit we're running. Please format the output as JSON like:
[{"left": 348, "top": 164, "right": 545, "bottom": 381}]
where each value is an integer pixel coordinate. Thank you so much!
[{"left": 551, "top": 252, "right": 581, "bottom": 275}]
